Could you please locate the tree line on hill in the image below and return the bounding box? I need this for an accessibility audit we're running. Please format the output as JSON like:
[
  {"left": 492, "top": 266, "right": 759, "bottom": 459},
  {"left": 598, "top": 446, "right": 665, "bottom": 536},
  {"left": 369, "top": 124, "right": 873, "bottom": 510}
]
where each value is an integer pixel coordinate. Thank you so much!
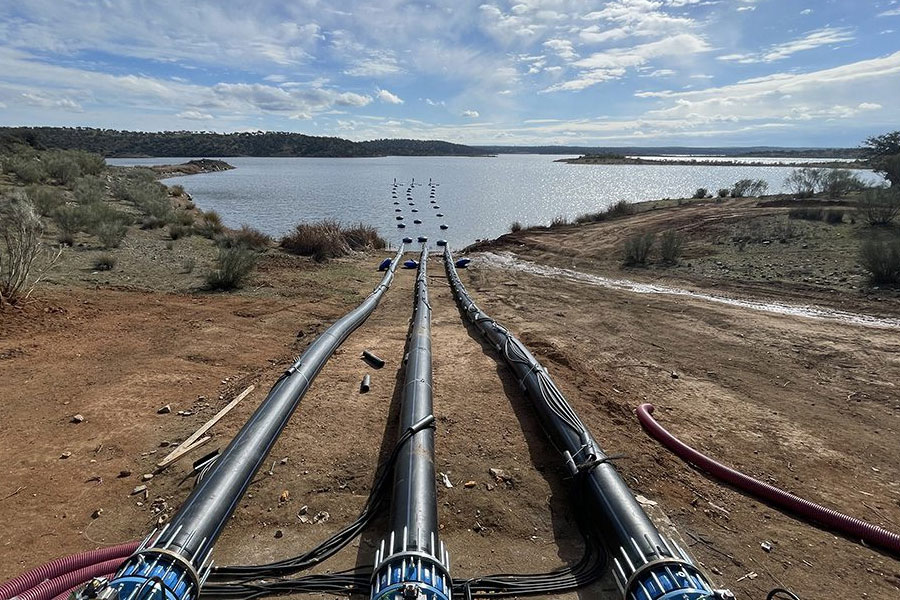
[{"left": 0, "top": 127, "right": 484, "bottom": 158}]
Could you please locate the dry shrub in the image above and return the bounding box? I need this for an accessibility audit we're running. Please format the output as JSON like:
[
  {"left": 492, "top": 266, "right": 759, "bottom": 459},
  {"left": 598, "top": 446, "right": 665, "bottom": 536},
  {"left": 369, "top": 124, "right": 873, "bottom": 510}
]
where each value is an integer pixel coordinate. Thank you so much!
[
  {"left": 860, "top": 239, "right": 900, "bottom": 285},
  {"left": 1, "top": 195, "right": 59, "bottom": 306},
  {"left": 344, "top": 223, "right": 386, "bottom": 250},
  {"left": 281, "top": 220, "right": 385, "bottom": 261},
  {"left": 623, "top": 232, "right": 655, "bottom": 267},
  {"left": 659, "top": 229, "right": 684, "bottom": 265},
  {"left": 206, "top": 246, "right": 257, "bottom": 290}
]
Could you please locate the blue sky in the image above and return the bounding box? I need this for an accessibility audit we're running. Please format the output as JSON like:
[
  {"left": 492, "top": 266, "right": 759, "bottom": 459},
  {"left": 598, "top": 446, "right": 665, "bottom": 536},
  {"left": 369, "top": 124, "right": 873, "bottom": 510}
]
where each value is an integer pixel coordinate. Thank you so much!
[{"left": 0, "top": 0, "right": 898, "bottom": 146}]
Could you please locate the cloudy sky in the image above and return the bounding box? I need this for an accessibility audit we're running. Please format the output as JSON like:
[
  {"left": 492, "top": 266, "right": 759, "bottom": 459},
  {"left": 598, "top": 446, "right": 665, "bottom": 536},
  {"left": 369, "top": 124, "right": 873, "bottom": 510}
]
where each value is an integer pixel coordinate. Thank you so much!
[{"left": 0, "top": 0, "right": 898, "bottom": 146}]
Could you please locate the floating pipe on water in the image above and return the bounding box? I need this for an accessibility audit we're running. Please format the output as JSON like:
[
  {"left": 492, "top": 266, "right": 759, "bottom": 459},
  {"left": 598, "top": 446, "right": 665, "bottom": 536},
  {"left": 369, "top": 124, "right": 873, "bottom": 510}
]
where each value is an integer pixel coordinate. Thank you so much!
[
  {"left": 442, "top": 246, "right": 733, "bottom": 600},
  {"left": 371, "top": 245, "right": 450, "bottom": 600},
  {"left": 72, "top": 247, "right": 406, "bottom": 600}
]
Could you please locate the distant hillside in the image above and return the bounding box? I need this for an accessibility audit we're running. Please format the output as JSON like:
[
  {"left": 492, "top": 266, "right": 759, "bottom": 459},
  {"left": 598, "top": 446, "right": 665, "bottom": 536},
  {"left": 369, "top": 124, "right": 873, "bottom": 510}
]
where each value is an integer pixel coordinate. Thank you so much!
[
  {"left": 476, "top": 145, "right": 864, "bottom": 158},
  {"left": 0, "top": 127, "right": 483, "bottom": 158}
]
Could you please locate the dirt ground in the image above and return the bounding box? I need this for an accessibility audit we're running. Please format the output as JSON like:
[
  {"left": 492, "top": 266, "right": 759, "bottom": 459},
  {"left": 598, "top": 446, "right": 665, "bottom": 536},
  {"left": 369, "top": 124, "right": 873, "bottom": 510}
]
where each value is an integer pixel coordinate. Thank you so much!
[{"left": 2, "top": 198, "right": 900, "bottom": 600}]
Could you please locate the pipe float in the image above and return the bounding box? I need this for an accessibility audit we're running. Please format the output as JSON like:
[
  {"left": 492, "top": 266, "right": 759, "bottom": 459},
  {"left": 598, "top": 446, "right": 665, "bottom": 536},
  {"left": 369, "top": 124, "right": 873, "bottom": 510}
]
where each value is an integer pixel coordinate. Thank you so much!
[
  {"left": 637, "top": 403, "right": 900, "bottom": 556},
  {"left": 371, "top": 245, "right": 452, "bottom": 600},
  {"left": 72, "top": 246, "right": 405, "bottom": 600},
  {"left": 442, "top": 247, "right": 732, "bottom": 600}
]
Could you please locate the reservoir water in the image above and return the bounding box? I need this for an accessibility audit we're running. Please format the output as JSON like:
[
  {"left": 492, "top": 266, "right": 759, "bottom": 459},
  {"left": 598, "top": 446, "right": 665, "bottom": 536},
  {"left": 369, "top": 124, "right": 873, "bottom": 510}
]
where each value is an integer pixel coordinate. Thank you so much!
[{"left": 108, "top": 155, "right": 881, "bottom": 248}]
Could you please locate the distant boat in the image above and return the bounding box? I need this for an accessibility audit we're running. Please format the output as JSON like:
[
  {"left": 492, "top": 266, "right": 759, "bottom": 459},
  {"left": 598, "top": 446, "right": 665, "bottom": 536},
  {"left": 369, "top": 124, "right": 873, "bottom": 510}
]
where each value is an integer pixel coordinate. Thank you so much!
[
  {"left": 440, "top": 224, "right": 448, "bottom": 230},
  {"left": 413, "top": 219, "right": 422, "bottom": 224},
  {"left": 412, "top": 209, "right": 418, "bottom": 213},
  {"left": 397, "top": 223, "right": 406, "bottom": 228},
  {"left": 396, "top": 216, "right": 404, "bottom": 220},
  {"left": 436, "top": 213, "right": 444, "bottom": 217}
]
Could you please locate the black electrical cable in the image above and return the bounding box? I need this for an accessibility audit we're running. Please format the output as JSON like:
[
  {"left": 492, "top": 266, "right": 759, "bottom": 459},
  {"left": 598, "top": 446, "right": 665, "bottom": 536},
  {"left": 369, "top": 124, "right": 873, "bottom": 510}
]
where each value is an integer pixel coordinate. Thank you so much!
[
  {"left": 767, "top": 589, "right": 801, "bottom": 600},
  {"left": 210, "top": 416, "right": 436, "bottom": 582}
]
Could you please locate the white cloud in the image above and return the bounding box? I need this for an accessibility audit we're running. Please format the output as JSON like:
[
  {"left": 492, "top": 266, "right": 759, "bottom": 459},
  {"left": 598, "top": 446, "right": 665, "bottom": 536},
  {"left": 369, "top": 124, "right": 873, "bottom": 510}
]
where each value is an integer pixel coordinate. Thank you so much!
[
  {"left": 718, "top": 27, "right": 855, "bottom": 63},
  {"left": 800, "top": 9, "right": 813, "bottom": 15},
  {"left": 375, "top": 89, "right": 404, "bottom": 104},
  {"left": 879, "top": 8, "right": 900, "bottom": 17},
  {"left": 462, "top": 109, "right": 480, "bottom": 118},
  {"left": 546, "top": 33, "right": 709, "bottom": 91},
  {"left": 176, "top": 110, "right": 214, "bottom": 120},
  {"left": 543, "top": 38, "right": 578, "bottom": 61}
]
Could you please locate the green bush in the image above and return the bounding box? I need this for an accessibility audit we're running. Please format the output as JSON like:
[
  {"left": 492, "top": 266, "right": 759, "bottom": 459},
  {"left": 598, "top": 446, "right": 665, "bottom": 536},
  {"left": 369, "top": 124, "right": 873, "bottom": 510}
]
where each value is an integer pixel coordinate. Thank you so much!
[
  {"left": 717, "top": 188, "right": 730, "bottom": 198},
  {"left": 169, "top": 184, "right": 185, "bottom": 196},
  {"left": 659, "top": 229, "right": 684, "bottom": 265},
  {"left": 6, "top": 156, "right": 45, "bottom": 184},
  {"left": 623, "top": 232, "right": 655, "bottom": 267},
  {"left": 44, "top": 151, "right": 81, "bottom": 184},
  {"left": 788, "top": 207, "right": 824, "bottom": 221},
  {"left": 860, "top": 239, "right": 900, "bottom": 285},
  {"left": 206, "top": 246, "right": 257, "bottom": 290},
  {"left": 52, "top": 205, "right": 82, "bottom": 245},
  {"left": 73, "top": 175, "right": 105, "bottom": 204},
  {"left": 95, "top": 221, "right": 127, "bottom": 248},
  {"left": 693, "top": 188, "right": 709, "bottom": 199},
  {"left": 71, "top": 150, "right": 105, "bottom": 176},
  {"left": 26, "top": 185, "right": 64, "bottom": 216},
  {"left": 93, "top": 253, "right": 117, "bottom": 271},
  {"left": 858, "top": 188, "right": 899, "bottom": 226},
  {"left": 510, "top": 221, "right": 522, "bottom": 233}
]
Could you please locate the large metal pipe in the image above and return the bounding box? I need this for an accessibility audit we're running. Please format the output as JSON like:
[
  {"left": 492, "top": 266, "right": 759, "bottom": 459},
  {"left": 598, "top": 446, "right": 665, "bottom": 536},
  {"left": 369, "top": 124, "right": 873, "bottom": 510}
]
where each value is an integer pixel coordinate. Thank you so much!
[
  {"left": 442, "top": 247, "right": 732, "bottom": 600},
  {"left": 371, "top": 246, "right": 452, "bottom": 600},
  {"left": 83, "top": 246, "right": 405, "bottom": 600}
]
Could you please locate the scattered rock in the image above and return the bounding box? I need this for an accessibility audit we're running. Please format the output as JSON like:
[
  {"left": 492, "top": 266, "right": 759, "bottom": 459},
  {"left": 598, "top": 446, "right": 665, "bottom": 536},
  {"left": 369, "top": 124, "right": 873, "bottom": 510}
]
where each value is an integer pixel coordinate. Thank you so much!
[
  {"left": 118, "top": 470, "right": 132, "bottom": 478},
  {"left": 60, "top": 451, "right": 72, "bottom": 459},
  {"left": 761, "top": 541, "right": 773, "bottom": 553},
  {"left": 132, "top": 485, "right": 148, "bottom": 495},
  {"left": 464, "top": 480, "right": 477, "bottom": 488},
  {"left": 298, "top": 505, "right": 308, "bottom": 516},
  {"left": 177, "top": 410, "right": 193, "bottom": 416},
  {"left": 157, "top": 405, "right": 171, "bottom": 414},
  {"left": 299, "top": 515, "right": 311, "bottom": 524},
  {"left": 274, "top": 529, "right": 284, "bottom": 539},
  {"left": 670, "top": 371, "right": 679, "bottom": 379},
  {"left": 635, "top": 495, "right": 658, "bottom": 507},
  {"left": 279, "top": 490, "right": 290, "bottom": 503},
  {"left": 91, "top": 508, "right": 103, "bottom": 519},
  {"left": 141, "top": 473, "right": 154, "bottom": 482},
  {"left": 313, "top": 511, "right": 330, "bottom": 524},
  {"left": 71, "top": 414, "right": 85, "bottom": 423},
  {"left": 280, "top": 457, "right": 288, "bottom": 465},
  {"left": 440, "top": 472, "right": 453, "bottom": 488}
]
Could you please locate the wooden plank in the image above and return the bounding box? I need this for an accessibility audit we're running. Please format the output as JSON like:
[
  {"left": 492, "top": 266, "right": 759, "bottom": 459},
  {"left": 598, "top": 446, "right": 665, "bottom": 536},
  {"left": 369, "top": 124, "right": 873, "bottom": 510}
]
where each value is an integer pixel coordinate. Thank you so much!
[
  {"left": 156, "top": 384, "right": 255, "bottom": 468},
  {"left": 156, "top": 436, "right": 211, "bottom": 469}
]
